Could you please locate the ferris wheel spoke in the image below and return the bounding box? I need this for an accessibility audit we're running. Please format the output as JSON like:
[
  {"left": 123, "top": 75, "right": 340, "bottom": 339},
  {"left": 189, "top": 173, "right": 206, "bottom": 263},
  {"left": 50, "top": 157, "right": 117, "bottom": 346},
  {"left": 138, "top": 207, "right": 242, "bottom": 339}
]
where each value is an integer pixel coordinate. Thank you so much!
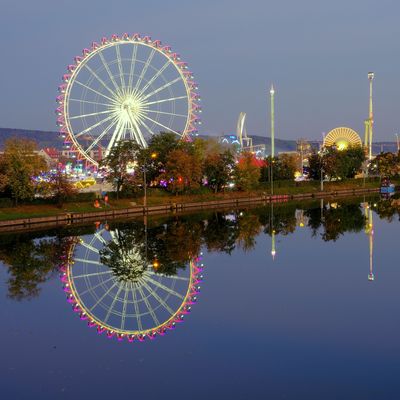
[
  {"left": 128, "top": 44, "right": 138, "bottom": 90},
  {"left": 115, "top": 44, "right": 126, "bottom": 91},
  {"left": 141, "top": 114, "right": 182, "bottom": 137},
  {"left": 94, "top": 230, "right": 107, "bottom": 244},
  {"left": 145, "top": 109, "right": 187, "bottom": 118},
  {"left": 83, "top": 64, "right": 117, "bottom": 98},
  {"left": 105, "top": 118, "right": 126, "bottom": 154},
  {"left": 104, "top": 284, "right": 124, "bottom": 323},
  {"left": 73, "top": 270, "right": 112, "bottom": 279},
  {"left": 120, "top": 286, "right": 130, "bottom": 330},
  {"left": 136, "top": 284, "right": 160, "bottom": 326},
  {"left": 90, "top": 281, "right": 119, "bottom": 312},
  {"left": 98, "top": 52, "right": 121, "bottom": 95},
  {"left": 140, "top": 279, "right": 175, "bottom": 316},
  {"left": 144, "top": 95, "right": 187, "bottom": 107},
  {"left": 75, "top": 257, "right": 104, "bottom": 266},
  {"left": 80, "top": 241, "right": 100, "bottom": 254},
  {"left": 139, "top": 59, "right": 172, "bottom": 95},
  {"left": 69, "top": 98, "right": 112, "bottom": 108},
  {"left": 146, "top": 270, "right": 189, "bottom": 281},
  {"left": 134, "top": 49, "right": 156, "bottom": 94},
  {"left": 144, "top": 275, "right": 184, "bottom": 299},
  {"left": 131, "top": 286, "right": 143, "bottom": 331},
  {"left": 74, "top": 113, "right": 117, "bottom": 139},
  {"left": 136, "top": 117, "right": 157, "bottom": 138},
  {"left": 85, "top": 116, "right": 119, "bottom": 152},
  {"left": 127, "top": 111, "right": 148, "bottom": 147},
  {"left": 69, "top": 109, "right": 114, "bottom": 121},
  {"left": 74, "top": 80, "right": 117, "bottom": 103},
  {"left": 142, "top": 77, "right": 181, "bottom": 101},
  {"left": 79, "top": 276, "right": 115, "bottom": 297}
]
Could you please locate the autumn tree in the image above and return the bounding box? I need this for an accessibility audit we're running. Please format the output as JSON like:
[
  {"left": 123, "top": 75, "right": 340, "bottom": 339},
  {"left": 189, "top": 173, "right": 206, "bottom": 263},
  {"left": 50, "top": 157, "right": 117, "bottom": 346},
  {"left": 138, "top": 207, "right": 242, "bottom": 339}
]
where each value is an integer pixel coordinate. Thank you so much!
[
  {"left": 162, "top": 148, "right": 203, "bottom": 193},
  {"left": 100, "top": 140, "right": 142, "bottom": 199},
  {"left": 0, "top": 138, "right": 47, "bottom": 205},
  {"left": 235, "top": 152, "right": 260, "bottom": 191}
]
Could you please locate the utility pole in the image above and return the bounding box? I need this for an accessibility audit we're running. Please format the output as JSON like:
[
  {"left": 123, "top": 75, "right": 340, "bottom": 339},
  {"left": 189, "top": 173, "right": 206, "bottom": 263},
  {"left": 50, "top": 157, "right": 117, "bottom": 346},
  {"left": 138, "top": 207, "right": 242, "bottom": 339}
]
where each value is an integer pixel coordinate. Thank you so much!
[{"left": 396, "top": 133, "right": 399, "bottom": 152}]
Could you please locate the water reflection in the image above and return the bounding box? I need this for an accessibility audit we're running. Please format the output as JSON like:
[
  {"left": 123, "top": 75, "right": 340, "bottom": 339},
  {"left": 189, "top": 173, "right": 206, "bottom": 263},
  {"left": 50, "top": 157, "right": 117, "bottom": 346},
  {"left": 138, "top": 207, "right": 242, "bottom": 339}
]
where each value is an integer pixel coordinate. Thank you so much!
[
  {"left": 0, "top": 195, "right": 399, "bottom": 341},
  {"left": 60, "top": 224, "right": 203, "bottom": 342}
]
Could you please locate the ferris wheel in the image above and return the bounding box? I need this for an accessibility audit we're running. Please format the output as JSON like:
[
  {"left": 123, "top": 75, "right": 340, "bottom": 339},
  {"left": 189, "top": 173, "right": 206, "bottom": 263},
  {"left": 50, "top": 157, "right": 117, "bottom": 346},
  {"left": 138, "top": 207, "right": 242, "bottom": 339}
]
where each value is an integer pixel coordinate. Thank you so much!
[
  {"left": 60, "top": 227, "right": 204, "bottom": 342},
  {"left": 56, "top": 33, "right": 201, "bottom": 166}
]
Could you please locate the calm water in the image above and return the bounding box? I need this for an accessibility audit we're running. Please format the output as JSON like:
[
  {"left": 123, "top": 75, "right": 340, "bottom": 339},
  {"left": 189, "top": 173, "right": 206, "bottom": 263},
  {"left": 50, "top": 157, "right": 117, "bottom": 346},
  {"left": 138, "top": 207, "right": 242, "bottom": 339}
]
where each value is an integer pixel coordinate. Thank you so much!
[{"left": 1, "top": 196, "right": 400, "bottom": 400}]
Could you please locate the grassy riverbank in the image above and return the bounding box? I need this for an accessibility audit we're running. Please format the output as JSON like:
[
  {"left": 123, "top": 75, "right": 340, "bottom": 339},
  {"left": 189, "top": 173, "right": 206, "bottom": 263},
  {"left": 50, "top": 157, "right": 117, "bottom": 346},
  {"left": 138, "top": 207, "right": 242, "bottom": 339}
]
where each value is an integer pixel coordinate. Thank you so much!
[{"left": 0, "top": 178, "right": 387, "bottom": 221}]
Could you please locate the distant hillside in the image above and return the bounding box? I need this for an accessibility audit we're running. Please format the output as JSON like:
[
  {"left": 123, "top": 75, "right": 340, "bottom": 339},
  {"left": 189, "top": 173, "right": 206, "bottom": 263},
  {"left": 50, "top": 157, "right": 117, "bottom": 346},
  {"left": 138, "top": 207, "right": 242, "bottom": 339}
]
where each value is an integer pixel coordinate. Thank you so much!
[
  {"left": 0, "top": 127, "right": 62, "bottom": 150},
  {"left": 0, "top": 128, "right": 397, "bottom": 154}
]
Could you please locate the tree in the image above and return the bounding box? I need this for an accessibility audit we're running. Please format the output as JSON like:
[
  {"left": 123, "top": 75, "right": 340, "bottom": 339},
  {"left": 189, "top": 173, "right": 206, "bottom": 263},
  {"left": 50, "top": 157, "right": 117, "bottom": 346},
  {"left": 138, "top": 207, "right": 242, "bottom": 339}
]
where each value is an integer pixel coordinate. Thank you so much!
[
  {"left": 145, "top": 132, "right": 181, "bottom": 182},
  {"left": 369, "top": 151, "right": 399, "bottom": 177},
  {"left": 235, "top": 152, "right": 260, "bottom": 191},
  {"left": 100, "top": 141, "right": 142, "bottom": 199},
  {"left": 0, "top": 138, "right": 47, "bottom": 205},
  {"left": 46, "top": 169, "right": 78, "bottom": 208},
  {"left": 204, "top": 150, "right": 235, "bottom": 193},
  {"left": 308, "top": 146, "right": 364, "bottom": 181},
  {"left": 162, "top": 148, "right": 203, "bottom": 193},
  {"left": 260, "top": 154, "right": 298, "bottom": 182}
]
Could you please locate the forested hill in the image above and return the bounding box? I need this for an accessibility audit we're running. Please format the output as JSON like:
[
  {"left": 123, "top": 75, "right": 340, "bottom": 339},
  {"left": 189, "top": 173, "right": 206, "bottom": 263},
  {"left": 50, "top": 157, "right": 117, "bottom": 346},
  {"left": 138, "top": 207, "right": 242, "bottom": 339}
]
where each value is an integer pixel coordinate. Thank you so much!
[
  {"left": 0, "top": 127, "right": 62, "bottom": 149},
  {"left": 0, "top": 127, "right": 397, "bottom": 154}
]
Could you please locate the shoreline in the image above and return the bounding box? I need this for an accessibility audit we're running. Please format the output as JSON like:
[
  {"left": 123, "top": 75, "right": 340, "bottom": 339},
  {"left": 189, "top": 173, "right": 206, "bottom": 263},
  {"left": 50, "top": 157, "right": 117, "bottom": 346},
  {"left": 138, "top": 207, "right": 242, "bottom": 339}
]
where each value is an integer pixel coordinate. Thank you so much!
[{"left": 0, "top": 187, "right": 380, "bottom": 233}]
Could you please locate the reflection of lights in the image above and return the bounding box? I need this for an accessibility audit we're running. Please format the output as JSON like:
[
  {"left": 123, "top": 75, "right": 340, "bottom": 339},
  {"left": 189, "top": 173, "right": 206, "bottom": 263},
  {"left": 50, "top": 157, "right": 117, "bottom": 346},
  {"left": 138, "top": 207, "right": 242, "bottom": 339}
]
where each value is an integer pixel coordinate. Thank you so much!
[{"left": 368, "top": 273, "right": 375, "bottom": 281}]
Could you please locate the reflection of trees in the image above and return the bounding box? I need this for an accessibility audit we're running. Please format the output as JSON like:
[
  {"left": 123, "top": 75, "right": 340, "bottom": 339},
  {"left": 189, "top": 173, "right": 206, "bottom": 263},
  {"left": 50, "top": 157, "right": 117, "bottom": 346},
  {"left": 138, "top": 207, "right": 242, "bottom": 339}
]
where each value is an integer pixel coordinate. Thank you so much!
[
  {"left": 237, "top": 213, "right": 262, "bottom": 252},
  {"left": 99, "top": 227, "right": 147, "bottom": 282},
  {"left": 3, "top": 197, "right": 399, "bottom": 301},
  {"left": 0, "top": 235, "right": 75, "bottom": 300},
  {"left": 305, "top": 203, "right": 365, "bottom": 241},
  {"left": 373, "top": 198, "right": 400, "bottom": 222},
  {"left": 203, "top": 212, "right": 238, "bottom": 254}
]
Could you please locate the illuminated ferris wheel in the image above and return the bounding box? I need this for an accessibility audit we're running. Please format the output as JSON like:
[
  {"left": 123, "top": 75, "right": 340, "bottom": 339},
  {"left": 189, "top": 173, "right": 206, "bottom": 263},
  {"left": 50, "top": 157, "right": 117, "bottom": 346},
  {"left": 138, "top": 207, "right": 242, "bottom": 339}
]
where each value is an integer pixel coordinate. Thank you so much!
[
  {"left": 60, "top": 227, "right": 204, "bottom": 342},
  {"left": 56, "top": 33, "right": 201, "bottom": 166}
]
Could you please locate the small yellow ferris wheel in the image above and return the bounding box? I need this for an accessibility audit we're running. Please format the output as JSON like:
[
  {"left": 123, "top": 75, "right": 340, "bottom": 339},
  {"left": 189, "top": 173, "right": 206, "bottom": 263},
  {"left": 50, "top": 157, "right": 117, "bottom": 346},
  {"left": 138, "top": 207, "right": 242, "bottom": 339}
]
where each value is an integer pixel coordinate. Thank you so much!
[{"left": 323, "top": 127, "right": 362, "bottom": 150}]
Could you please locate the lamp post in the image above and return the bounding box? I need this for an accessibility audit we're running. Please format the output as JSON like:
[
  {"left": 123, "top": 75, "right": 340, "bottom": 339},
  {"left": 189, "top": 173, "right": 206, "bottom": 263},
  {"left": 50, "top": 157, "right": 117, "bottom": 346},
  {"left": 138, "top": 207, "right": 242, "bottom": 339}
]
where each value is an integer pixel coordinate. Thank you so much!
[
  {"left": 396, "top": 133, "right": 400, "bottom": 152},
  {"left": 143, "top": 152, "right": 157, "bottom": 209}
]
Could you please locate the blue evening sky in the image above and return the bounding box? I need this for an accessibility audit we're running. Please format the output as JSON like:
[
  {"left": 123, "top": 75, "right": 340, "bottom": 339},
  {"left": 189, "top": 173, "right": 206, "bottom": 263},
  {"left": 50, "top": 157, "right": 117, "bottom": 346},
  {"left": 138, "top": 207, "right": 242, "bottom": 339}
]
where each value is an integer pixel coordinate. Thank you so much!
[{"left": 0, "top": 0, "right": 399, "bottom": 140}]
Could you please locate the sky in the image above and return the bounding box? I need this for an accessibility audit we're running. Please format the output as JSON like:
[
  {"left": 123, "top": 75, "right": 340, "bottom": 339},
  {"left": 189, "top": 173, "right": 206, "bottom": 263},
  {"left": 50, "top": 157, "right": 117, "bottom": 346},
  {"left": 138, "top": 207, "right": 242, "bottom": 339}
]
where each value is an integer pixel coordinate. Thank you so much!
[{"left": 0, "top": 0, "right": 400, "bottom": 141}]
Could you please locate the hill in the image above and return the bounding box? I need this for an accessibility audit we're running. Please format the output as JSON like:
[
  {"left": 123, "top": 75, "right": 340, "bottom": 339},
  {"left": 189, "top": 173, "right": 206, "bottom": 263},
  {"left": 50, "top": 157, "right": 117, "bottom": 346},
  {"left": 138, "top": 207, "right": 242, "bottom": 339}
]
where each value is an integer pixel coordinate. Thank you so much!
[{"left": 0, "top": 127, "right": 397, "bottom": 154}]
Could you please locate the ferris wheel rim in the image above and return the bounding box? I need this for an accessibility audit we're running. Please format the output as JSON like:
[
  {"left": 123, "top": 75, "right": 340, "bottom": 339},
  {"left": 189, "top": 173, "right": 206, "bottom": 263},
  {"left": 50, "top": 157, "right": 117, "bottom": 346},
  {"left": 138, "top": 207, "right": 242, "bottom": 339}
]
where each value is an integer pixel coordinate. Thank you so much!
[{"left": 57, "top": 34, "right": 200, "bottom": 166}]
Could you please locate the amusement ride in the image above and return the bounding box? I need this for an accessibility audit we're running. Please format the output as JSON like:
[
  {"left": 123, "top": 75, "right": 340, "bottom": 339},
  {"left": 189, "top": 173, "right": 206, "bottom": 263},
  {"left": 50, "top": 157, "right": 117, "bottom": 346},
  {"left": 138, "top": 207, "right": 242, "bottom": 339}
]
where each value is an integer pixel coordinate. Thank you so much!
[{"left": 57, "top": 33, "right": 200, "bottom": 166}]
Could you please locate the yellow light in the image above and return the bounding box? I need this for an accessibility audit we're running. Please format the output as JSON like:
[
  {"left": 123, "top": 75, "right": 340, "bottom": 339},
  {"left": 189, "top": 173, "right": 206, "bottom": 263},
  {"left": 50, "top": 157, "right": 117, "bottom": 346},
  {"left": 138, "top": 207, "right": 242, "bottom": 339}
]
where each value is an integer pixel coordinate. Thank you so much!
[
  {"left": 152, "top": 260, "right": 160, "bottom": 269},
  {"left": 151, "top": 152, "right": 157, "bottom": 159},
  {"left": 336, "top": 140, "right": 349, "bottom": 151}
]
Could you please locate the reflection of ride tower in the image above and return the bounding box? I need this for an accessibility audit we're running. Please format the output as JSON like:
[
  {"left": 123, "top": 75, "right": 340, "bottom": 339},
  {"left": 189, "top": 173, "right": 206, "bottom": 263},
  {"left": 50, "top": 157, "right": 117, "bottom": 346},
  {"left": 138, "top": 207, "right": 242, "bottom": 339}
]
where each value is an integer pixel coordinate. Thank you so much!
[
  {"left": 60, "top": 226, "right": 204, "bottom": 342},
  {"left": 295, "top": 209, "right": 309, "bottom": 228},
  {"left": 363, "top": 203, "right": 374, "bottom": 281},
  {"left": 270, "top": 202, "right": 276, "bottom": 260}
]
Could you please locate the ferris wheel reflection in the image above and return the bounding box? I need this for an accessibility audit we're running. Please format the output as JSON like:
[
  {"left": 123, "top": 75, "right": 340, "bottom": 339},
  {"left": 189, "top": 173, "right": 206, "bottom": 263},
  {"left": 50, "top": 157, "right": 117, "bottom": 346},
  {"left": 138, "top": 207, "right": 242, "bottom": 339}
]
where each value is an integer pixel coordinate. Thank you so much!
[{"left": 60, "top": 222, "right": 204, "bottom": 343}]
